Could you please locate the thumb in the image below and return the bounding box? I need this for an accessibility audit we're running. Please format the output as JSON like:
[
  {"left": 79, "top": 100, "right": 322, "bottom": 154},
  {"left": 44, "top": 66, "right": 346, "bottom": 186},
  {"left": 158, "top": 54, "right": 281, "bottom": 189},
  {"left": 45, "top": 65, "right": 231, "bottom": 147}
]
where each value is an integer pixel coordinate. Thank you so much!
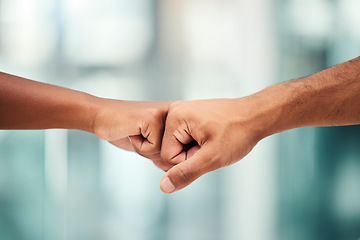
[{"left": 159, "top": 144, "right": 216, "bottom": 194}]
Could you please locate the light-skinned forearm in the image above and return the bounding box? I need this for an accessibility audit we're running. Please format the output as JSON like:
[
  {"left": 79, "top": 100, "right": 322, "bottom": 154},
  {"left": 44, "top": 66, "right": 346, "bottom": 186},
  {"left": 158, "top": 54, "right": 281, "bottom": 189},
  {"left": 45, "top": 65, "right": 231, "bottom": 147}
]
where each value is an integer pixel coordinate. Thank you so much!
[
  {"left": 249, "top": 56, "right": 360, "bottom": 139},
  {"left": 159, "top": 56, "right": 360, "bottom": 193}
]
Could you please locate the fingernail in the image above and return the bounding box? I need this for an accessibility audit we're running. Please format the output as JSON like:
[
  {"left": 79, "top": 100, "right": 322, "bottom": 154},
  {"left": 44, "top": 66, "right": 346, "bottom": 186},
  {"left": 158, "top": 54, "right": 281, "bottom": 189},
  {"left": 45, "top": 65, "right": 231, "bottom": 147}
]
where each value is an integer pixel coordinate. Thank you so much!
[{"left": 161, "top": 177, "right": 175, "bottom": 193}]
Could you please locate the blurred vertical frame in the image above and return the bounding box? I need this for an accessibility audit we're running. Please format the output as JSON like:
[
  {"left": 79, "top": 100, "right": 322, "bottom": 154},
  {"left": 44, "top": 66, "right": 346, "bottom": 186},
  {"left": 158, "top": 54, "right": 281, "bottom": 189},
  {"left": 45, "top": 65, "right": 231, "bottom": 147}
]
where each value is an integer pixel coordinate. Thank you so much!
[{"left": 44, "top": 129, "right": 68, "bottom": 240}]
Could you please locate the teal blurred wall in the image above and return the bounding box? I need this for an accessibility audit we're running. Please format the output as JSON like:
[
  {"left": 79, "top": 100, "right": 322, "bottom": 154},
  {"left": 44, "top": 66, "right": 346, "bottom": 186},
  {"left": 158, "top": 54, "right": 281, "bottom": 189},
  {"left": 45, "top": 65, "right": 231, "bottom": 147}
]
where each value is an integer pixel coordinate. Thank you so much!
[
  {"left": 276, "top": 0, "right": 360, "bottom": 239},
  {"left": 0, "top": 0, "right": 360, "bottom": 240}
]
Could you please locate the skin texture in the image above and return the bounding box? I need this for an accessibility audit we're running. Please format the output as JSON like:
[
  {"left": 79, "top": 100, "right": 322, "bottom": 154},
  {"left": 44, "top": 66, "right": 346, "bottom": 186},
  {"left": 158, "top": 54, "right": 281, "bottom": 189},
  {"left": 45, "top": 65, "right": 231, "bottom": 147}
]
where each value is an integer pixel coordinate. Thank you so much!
[
  {"left": 159, "top": 56, "right": 360, "bottom": 193},
  {"left": 1, "top": 56, "right": 360, "bottom": 194},
  {"left": 0, "top": 72, "right": 171, "bottom": 161}
]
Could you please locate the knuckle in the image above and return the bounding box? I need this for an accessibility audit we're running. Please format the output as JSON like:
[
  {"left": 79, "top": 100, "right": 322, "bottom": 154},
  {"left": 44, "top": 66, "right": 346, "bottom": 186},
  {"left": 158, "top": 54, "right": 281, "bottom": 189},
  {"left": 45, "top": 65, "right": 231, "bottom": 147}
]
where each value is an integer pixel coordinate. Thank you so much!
[
  {"left": 168, "top": 101, "right": 186, "bottom": 116},
  {"left": 147, "top": 107, "right": 164, "bottom": 122},
  {"left": 160, "top": 150, "right": 172, "bottom": 163},
  {"left": 169, "top": 100, "right": 183, "bottom": 109}
]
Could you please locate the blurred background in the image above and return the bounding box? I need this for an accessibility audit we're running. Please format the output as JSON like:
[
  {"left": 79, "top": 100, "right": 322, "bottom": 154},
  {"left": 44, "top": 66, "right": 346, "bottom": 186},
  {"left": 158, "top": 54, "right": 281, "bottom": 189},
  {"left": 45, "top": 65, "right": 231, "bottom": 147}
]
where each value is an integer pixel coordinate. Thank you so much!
[{"left": 0, "top": 0, "right": 360, "bottom": 239}]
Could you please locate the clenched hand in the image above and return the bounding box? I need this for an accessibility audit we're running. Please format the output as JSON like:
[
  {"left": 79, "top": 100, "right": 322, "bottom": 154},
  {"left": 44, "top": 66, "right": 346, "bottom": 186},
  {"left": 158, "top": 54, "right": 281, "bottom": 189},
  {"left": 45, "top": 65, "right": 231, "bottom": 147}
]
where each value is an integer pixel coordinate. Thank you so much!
[{"left": 159, "top": 98, "right": 268, "bottom": 193}]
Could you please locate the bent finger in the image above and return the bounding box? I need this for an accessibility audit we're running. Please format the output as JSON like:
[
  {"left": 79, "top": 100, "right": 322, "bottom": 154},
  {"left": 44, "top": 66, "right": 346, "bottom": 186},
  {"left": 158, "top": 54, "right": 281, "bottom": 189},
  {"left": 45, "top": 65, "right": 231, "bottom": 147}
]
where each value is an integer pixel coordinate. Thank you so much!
[
  {"left": 161, "top": 122, "right": 193, "bottom": 165},
  {"left": 160, "top": 143, "right": 217, "bottom": 194}
]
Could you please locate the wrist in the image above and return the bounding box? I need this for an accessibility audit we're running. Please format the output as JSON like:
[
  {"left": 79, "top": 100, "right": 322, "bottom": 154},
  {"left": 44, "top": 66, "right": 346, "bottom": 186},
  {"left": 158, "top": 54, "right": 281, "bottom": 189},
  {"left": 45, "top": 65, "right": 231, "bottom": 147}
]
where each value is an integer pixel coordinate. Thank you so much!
[
  {"left": 90, "top": 98, "right": 140, "bottom": 141},
  {"left": 234, "top": 82, "right": 299, "bottom": 140},
  {"left": 88, "top": 97, "right": 119, "bottom": 139},
  {"left": 230, "top": 95, "right": 277, "bottom": 142},
  {"left": 70, "top": 93, "right": 102, "bottom": 134},
  {"left": 249, "top": 76, "right": 321, "bottom": 137}
]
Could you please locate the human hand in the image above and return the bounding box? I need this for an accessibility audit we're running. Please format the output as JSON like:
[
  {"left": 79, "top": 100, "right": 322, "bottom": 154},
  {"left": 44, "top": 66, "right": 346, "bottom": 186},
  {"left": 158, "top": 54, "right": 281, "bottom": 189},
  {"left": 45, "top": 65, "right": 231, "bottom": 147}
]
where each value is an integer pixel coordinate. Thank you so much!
[
  {"left": 159, "top": 98, "right": 271, "bottom": 193},
  {"left": 92, "top": 99, "right": 173, "bottom": 168}
]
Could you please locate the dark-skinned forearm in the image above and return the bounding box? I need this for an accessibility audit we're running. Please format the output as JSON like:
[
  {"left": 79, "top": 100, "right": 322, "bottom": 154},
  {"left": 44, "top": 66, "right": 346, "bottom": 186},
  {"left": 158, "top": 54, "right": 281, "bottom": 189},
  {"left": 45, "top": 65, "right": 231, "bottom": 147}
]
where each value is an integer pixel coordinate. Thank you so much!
[{"left": 0, "top": 72, "right": 98, "bottom": 132}]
